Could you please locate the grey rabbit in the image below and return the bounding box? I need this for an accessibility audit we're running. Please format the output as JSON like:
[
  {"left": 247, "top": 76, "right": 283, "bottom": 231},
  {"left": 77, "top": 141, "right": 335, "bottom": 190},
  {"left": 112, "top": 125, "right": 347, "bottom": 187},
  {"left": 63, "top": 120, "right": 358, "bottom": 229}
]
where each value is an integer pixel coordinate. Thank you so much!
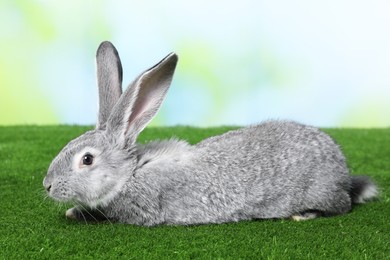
[{"left": 43, "top": 41, "right": 378, "bottom": 226}]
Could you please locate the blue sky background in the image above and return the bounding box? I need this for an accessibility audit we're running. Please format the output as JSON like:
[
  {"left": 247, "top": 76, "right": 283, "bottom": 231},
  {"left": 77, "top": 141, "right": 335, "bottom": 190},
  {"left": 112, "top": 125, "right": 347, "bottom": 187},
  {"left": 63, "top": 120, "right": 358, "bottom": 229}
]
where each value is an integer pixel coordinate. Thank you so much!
[{"left": 1, "top": 0, "right": 389, "bottom": 127}]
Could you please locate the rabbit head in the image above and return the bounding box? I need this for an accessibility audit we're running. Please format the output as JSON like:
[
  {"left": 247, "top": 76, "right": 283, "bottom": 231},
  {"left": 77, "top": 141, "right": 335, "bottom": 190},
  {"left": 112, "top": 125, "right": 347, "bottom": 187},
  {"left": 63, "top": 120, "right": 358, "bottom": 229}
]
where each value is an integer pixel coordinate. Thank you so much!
[{"left": 43, "top": 41, "right": 178, "bottom": 208}]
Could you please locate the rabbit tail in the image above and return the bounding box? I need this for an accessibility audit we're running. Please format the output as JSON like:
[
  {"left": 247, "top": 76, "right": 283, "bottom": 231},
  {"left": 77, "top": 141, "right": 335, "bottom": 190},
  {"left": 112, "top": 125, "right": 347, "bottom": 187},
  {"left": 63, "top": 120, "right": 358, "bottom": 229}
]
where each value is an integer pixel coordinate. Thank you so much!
[{"left": 350, "top": 176, "right": 378, "bottom": 204}]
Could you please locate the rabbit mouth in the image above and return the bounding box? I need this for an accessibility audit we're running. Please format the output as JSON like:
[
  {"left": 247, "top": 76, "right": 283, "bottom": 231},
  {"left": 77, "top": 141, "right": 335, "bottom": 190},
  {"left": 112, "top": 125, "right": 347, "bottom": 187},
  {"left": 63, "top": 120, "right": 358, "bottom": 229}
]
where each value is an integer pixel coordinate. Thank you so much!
[
  {"left": 48, "top": 188, "right": 76, "bottom": 202},
  {"left": 46, "top": 182, "right": 76, "bottom": 202}
]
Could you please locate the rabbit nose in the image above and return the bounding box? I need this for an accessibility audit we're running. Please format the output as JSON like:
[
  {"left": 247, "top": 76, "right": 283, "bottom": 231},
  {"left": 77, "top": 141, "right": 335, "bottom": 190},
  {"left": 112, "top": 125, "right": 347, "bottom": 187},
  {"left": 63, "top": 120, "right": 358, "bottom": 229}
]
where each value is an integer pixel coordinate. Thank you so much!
[
  {"left": 43, "top": 176, "right": 52, "bottom": 192},
  {"left": 45, "top": 184, "right": 52, "bottom": 192}
]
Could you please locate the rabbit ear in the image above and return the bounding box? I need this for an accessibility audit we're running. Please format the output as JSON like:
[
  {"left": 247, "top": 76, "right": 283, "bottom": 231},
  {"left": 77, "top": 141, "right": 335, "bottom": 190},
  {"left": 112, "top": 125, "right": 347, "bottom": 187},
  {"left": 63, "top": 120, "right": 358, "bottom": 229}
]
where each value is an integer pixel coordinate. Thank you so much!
[
  {"left": 106, "top": 52, "right": 178, "bottom": 145},
  {"left": 96, "top": 41, "right": 123, "bottom": 130}
]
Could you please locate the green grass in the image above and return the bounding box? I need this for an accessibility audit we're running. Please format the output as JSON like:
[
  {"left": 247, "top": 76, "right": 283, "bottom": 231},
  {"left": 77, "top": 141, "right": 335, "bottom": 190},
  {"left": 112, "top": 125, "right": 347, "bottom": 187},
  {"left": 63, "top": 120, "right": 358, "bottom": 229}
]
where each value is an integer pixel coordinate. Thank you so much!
[{"left": 0, "top": 126, "right": 389, "bottom": 259}]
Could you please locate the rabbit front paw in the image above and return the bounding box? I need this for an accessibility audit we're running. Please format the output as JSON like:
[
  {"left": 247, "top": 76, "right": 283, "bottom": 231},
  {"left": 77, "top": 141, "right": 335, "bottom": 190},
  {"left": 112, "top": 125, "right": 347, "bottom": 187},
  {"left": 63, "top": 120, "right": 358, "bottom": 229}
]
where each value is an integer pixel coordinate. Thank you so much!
[
  {"left": 65, "top": 207, "right": 83, "bottom": 220},
  {"left": 66, "top": 206, "right": 109, "bottom": 222}
]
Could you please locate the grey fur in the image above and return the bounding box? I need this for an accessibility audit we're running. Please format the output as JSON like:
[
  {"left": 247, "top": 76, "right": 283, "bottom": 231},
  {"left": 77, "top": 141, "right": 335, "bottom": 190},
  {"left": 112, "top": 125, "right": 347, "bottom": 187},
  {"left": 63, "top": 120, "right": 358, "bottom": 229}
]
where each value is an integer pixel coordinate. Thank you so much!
[{"left": 43, "top": 42, "right": 378, "bottom": 226}]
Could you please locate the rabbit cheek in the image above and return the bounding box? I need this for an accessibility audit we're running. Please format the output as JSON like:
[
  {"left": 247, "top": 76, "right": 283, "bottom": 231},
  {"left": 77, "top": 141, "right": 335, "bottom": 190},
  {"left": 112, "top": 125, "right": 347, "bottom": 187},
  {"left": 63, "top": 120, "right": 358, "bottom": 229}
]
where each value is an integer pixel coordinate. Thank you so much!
[
  {"left": 86, "top": 169, "right": 127, "bottom": 207},
  {"left": 75, "top": 170, "right": 114, "bottom": 207},
  {"left": 74, "top": 180, "right": 101, "bottom": 206}
]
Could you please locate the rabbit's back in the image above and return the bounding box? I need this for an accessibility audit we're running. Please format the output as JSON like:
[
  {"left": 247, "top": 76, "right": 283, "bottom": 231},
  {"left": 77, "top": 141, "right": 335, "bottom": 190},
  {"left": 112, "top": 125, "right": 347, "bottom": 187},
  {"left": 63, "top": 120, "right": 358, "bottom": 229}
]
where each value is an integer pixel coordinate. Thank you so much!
[{"left": 192, "top": 121, "right": 352, "bottom": 220}]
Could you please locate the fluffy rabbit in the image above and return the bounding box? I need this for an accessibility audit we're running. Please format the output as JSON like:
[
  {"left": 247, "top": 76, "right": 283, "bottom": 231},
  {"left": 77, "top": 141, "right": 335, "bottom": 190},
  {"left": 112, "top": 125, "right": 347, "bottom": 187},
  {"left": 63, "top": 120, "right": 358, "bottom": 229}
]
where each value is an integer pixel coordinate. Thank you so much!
[{"left": 43, "top": 41, "right": 378, "bottom": 226}]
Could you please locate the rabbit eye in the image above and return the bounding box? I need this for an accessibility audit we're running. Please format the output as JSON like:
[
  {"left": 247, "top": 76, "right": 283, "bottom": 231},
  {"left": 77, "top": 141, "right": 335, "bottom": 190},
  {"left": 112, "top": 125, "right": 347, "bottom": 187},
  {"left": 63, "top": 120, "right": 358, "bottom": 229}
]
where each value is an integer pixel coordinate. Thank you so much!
[{"left": 82, "top": 153, "right": 94, "bottom": 166}]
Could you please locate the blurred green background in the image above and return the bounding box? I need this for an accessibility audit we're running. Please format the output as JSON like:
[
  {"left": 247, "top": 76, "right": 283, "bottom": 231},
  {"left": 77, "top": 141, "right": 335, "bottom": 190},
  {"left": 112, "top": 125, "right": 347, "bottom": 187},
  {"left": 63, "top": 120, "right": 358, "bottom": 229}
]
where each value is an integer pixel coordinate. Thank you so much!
[{"left": 1, "top": 0, "right": 389, "bottom": 127}]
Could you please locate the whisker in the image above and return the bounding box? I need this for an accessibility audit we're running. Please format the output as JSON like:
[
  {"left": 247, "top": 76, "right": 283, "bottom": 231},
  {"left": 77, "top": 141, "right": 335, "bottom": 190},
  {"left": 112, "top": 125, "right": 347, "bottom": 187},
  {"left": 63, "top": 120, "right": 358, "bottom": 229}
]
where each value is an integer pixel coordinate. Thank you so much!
[
  {"left": 75, "top": 203, "right": 89, "bottom": 225},
  {"left": 34, "top": 188, "right": 49, "bottom": 207},
  {"left": 79, "top": 203, "right": 100, "bottom": 224},
  {"left": 94, "top": 207, "right": 114, "bottom": 226}
]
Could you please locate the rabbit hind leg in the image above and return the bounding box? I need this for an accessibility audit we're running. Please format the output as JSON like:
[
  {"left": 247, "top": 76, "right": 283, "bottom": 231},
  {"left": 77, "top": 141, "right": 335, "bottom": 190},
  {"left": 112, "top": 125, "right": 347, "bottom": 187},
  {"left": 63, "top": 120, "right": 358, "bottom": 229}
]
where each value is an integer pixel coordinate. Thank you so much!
[{"left": 291, "top": 210, "right": 322, "bottom": 221}]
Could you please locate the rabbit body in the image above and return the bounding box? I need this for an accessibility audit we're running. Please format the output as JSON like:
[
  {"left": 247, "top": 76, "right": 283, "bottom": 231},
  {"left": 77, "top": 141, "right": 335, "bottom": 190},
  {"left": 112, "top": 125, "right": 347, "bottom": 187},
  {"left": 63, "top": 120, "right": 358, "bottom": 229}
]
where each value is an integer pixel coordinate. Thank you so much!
[
  {"left": 44, "top": 41, "right": 377, "bottom": 226},
  {"left": 101, "top": 121, "right": 351, "bottom": 226}
]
